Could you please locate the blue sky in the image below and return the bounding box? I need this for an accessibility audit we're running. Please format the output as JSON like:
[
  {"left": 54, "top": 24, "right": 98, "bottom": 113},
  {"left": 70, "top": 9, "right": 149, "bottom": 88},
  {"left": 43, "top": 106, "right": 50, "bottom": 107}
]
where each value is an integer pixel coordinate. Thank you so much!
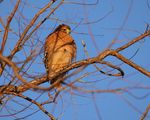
[{"left": 0, "top": 0, "right": 150, "bottom": 120}]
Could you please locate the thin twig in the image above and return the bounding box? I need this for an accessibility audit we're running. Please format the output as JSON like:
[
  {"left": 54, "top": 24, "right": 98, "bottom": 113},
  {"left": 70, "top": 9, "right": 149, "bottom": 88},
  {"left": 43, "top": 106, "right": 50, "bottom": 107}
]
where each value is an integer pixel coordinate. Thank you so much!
[
  {"left": 116, "top": 29, "right": 150, "bottom": 52},
  {"left": 111, "top": 51, "right": 150, "bottom": 77},
  {"left": 12, "top": 93, "right": 55, "bottom": 120},
  {"left": 0, "top": 0, "right": 20, "bottom": 53},
  {"left": 0, "top": 1, "right": 57, "bottom": 76},
  {"left": 140, "top": 103, "right": 150, "bottom": 120},
  {"left": 0, "top": 28, "right": 150, "bottom": 93}
]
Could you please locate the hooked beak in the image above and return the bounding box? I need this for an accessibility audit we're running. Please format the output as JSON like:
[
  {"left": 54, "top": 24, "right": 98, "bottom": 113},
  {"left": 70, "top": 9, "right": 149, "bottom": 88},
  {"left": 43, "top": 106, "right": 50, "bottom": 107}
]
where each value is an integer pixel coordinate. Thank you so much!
[{"left": 66, "top": 29, "right": 71, "bottom": 34}]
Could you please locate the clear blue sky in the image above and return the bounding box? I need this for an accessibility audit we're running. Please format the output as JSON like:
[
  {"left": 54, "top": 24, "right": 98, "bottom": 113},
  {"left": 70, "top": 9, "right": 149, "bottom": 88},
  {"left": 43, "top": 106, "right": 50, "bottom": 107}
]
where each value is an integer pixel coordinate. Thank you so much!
[{"left": 0, "top": 0, "right": 150, "bottom": 120}]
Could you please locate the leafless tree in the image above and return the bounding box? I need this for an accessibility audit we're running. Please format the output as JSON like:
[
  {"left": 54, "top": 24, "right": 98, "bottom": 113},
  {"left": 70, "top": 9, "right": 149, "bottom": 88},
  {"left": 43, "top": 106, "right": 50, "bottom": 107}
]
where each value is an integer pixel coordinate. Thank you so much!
[{"left": 0, "top": 0, "right": 150, "bottom": 120}]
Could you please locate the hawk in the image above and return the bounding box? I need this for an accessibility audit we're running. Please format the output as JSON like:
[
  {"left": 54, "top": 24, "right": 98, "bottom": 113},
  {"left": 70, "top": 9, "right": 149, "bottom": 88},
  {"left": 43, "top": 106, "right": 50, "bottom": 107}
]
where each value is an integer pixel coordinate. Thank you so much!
[{"left": 44, "top": 24, "right": 76, "bottom": 88}]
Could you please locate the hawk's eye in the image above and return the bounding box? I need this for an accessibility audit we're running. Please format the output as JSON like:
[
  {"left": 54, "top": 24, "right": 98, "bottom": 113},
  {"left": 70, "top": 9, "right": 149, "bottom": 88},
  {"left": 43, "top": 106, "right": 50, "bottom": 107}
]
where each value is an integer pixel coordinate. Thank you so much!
[
  {"left": 62, "top": 29, "right": 66, "bottom": 32},
  {"left": 61, "top": 28, "right": 70, "bottom": 34}
]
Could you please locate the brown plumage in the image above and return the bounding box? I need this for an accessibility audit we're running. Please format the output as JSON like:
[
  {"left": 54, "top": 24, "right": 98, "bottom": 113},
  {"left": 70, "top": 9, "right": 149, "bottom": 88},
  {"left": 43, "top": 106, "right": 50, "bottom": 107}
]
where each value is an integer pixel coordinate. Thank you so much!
[{"left": 44, "top": 24, "right": 76, "bottom": 88}]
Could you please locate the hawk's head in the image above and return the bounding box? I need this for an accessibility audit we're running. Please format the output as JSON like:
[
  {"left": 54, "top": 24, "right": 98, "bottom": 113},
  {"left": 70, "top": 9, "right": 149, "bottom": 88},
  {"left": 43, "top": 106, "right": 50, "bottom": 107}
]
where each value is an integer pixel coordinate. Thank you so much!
[{"left": 54, "top": 24, "right": 71, "bottom": 34}]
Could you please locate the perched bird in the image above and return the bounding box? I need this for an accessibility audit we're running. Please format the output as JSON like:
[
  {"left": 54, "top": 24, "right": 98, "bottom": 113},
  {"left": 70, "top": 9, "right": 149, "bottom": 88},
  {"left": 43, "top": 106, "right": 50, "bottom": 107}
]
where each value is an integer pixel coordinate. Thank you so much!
[{"left": 44, "top": 24, "right": 76, "bottom": 88}]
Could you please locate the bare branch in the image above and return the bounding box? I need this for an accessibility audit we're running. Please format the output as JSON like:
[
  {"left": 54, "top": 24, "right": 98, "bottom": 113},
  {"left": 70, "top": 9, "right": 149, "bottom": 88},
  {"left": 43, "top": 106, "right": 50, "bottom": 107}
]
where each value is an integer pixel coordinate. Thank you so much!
[
  {"left": 0, "top": 53, "right": 47, "bottom": 90},
  {"left": 0, "top": 1, "right": 58, "bottom": 75},
  {"left": 116, "top": 29, "right": 150, "bottom": 52},
  {"left": 9, "top": 93, "right": 55, "bottom": 120},
  {"left": 112, "top": 51, "right": 150, "bottom": 77},
  {"left": 1, "top": 1, "right": 149, "bottom": 120},
  {"left": 9, "top": 1, "right": 56, "bottom": 58},
  {"left": 0, "top": 28, "right": 149, "bottom": 93},
  {"left": 140, "top": 103, "right": 150, "bottom": 120},
  {"left": 0, "top": 0, "right": 20, "bottom": 53}
]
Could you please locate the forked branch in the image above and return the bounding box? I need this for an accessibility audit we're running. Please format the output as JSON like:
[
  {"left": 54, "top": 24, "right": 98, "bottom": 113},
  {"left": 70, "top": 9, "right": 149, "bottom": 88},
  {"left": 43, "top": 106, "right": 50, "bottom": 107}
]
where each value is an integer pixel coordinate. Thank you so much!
[{"left": 0, "top": 29, "right": 149, "bottom": 93}]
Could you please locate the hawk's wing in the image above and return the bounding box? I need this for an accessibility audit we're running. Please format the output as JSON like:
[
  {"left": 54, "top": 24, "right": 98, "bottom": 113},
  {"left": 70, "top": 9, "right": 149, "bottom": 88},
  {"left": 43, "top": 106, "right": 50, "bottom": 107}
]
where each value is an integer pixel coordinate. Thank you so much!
[{"left": 44, "top": 31, "right": 76, "bottom": 79}]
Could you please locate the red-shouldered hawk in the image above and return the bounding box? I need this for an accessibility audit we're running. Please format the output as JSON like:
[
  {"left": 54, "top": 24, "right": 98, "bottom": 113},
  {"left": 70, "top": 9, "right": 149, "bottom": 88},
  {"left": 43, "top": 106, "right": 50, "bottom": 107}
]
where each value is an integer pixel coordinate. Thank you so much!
[{"left": 44, "top": 24, "right": 76, "bottom": 88}]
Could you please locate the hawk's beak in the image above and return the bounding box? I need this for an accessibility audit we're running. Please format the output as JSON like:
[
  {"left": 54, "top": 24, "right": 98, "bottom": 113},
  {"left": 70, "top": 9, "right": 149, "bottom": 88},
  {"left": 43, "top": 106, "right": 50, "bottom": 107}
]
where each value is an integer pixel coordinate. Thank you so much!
[{"left": 66, "top": 29, "right": 71, "bottom": 34}]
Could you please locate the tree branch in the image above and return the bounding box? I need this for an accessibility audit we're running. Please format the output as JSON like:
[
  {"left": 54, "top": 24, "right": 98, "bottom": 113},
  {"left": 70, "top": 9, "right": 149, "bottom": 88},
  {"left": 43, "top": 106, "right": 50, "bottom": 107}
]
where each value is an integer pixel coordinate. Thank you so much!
[
  {"left": 0, "top": 0, "right": 58, "bottom": 76},
  {"left": 140, "top": 103, "right": 150, "bottom": 120},
  {"left": 0, "top": 0, "right": 20, "bottom": 53},
  {"left": 0, "top": 27, "right": 150, "bottom": 94}
]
